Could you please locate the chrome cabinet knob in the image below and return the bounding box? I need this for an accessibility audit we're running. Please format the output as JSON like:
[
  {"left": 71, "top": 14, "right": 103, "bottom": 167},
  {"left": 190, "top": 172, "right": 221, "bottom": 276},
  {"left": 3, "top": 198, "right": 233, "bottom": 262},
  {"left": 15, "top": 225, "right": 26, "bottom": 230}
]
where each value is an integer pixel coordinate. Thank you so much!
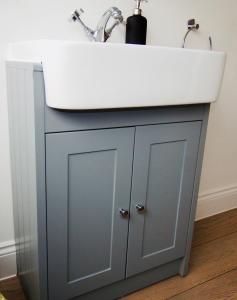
[
  {"left": 136, "top": 204, "right": 145, "bottom": 212},
  {"left": 120, "top": 208, "right": 129, "bottom": 217}
]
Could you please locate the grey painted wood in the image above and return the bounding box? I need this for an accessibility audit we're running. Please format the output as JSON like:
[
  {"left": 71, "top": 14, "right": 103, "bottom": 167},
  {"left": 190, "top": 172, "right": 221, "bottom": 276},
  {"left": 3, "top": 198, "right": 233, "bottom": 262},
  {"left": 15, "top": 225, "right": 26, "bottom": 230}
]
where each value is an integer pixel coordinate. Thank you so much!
[
  {"left": 33, "top": 70, "right": 49, "bottom": 299},
  {"left": 6, "top": 63, "right": 48, "bottom": 300},
  {"left": 46, "top": 128, "right": 135, "bottom": 299},
  {"left": 74, "top": 259, "right": 182, "bottom": 300},
  {"left": 7, "top": 64, "right": 21, "bottom": 274},
  {"left": 45, "top": 105, "right": 206, "bottom": 133},
  {"left": 179, "top": 106, "right": 210, "bottom": 276},
  {"left": 126, "top": 122, "right": 202, "bottom": 277}
]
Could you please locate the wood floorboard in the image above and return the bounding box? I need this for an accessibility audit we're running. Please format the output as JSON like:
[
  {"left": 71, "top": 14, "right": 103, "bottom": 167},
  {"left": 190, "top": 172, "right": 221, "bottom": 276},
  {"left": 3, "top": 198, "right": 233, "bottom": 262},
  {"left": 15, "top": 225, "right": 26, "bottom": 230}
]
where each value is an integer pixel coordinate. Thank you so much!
[
  {"left": 0, "top": 277, "right": 26, "bottom": 300},
  {"left": 1, "top": 210, "right": 237, "bottom": 300},
  {"left": 169, "top": 268, "right": 237, "bottom": 300},
  {"left": 122, "top": 232, "right": 237, "bottom": 300},
  {"left": 192, "top": 208, "right": 237, "bottom": 247}
]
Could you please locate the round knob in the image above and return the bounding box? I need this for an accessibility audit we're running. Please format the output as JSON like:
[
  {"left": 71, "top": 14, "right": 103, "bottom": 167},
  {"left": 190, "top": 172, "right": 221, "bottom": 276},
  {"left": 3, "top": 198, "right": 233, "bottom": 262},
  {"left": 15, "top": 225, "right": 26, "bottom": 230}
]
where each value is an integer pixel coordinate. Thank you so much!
[
  {"left": 136, "top": 204, "right": 145, "bottom": 212},
  {"left": 120, "top": 208, "right": 129, "bottom": 217}
]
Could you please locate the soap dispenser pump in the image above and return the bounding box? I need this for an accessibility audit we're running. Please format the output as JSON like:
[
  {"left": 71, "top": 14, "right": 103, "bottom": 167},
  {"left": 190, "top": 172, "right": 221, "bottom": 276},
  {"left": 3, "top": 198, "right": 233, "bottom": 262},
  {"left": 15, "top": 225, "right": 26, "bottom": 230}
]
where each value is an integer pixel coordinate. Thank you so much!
[{"left": 126, "top": 0, "right": 148, "bottom": 45}]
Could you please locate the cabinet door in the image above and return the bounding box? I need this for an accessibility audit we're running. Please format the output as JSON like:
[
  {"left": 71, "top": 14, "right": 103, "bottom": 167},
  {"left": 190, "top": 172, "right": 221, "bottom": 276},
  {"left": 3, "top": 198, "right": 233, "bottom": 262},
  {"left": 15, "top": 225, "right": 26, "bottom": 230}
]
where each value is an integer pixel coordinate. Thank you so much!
[
  {"left": 46, "top": 128, "right": 135, "bottom": 299},
  {"left": 126, "top": 122, "right": 201, "bottom": 277}
]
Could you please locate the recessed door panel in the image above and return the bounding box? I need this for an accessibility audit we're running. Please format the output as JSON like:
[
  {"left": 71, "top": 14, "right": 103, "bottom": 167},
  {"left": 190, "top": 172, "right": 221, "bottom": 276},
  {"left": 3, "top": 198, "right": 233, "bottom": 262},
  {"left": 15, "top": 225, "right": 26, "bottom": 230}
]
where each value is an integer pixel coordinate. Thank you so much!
[{"left": 68, "top": 149, "right": 116, "bottom": 281}]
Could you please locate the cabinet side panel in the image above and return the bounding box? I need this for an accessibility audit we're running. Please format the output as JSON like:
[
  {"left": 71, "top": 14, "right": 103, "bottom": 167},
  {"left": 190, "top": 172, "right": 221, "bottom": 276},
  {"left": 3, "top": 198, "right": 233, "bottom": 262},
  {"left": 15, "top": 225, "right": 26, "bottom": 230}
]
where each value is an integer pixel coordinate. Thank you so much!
[
  {"left": 179, "top": 105, "right": 210, "bottom": 275},
  {"left": 33, "top": 70, "right": 48, "bottom": 299},
  {"left": 7, "top": 64, "right": 21, "bottom": 274},
  {"left": 6, "top": 63, "right": 47, "bottom": 300}
]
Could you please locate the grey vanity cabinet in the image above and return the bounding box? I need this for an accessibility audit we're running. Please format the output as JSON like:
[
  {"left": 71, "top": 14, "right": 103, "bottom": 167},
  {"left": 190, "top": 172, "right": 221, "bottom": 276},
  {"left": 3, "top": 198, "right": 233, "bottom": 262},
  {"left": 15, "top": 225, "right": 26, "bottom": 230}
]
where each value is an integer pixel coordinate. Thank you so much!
[
  {"left": 7, "top": 60, "right": 210, "bottom": 300},
  {"left": 46, "top": 128, "right": 135, "bottom": 299}
]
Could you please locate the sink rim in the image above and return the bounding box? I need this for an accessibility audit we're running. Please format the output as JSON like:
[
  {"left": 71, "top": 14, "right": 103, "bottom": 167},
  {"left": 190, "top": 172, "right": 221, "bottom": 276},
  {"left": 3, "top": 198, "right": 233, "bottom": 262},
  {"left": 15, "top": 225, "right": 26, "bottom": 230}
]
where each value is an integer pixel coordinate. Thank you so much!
[
  {"left": 9, "top": 39, "right": 226, "bottom": 57},
  {"left": 8, "top": 39, "right": 227, "bottom": 110}
]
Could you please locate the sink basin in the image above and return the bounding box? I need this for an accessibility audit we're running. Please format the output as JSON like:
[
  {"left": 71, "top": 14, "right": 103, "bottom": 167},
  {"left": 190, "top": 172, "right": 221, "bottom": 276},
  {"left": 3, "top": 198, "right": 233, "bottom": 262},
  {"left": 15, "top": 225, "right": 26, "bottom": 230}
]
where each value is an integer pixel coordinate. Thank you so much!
[{"left": 8, "top": 40, "right": 226, "bottom": 110}]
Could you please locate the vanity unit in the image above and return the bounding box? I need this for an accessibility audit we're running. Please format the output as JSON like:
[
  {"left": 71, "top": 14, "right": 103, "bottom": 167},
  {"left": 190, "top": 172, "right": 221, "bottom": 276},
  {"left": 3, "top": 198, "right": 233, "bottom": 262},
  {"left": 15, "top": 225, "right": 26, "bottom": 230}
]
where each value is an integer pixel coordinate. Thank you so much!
[{"left": 7, "top": 41, "right": 226, "bottom": 300}]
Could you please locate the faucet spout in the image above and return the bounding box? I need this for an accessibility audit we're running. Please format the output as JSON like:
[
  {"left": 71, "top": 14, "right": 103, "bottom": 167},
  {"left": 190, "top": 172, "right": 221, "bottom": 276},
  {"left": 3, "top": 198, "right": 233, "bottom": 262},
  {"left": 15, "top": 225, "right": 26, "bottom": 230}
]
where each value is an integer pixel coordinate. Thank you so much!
[{"left": 95, "top": 7, "right": 123, "bottom": 42}]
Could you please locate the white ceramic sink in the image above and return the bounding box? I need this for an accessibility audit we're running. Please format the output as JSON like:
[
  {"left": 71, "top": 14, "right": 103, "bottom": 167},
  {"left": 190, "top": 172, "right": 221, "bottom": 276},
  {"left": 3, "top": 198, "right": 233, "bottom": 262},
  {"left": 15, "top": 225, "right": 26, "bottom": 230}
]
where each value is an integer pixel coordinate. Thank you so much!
[{"left": 8, "top": 40, "right": 226, "bottom": 110}]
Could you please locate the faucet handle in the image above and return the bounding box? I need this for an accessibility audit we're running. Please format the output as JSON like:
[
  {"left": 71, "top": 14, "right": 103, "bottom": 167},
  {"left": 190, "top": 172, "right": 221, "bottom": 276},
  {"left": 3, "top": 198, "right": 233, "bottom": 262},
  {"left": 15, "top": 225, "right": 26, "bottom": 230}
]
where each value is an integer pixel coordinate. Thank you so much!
[{"left": 70, "top": 8, "right": 84, "bottom": 22}]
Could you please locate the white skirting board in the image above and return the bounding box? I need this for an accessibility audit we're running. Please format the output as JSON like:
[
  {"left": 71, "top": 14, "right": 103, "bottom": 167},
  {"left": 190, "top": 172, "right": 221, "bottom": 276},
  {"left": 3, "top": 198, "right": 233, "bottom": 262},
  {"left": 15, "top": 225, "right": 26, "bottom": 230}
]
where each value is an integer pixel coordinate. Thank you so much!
[
  {"left": 196, "top": 184, "right": 237, "bottom": 220},
  {"left": 0, "top": 185, "right": 237, "bottom": 280},
  {"left": 0, "top": 240, "right": 16, "bottom": 281}
]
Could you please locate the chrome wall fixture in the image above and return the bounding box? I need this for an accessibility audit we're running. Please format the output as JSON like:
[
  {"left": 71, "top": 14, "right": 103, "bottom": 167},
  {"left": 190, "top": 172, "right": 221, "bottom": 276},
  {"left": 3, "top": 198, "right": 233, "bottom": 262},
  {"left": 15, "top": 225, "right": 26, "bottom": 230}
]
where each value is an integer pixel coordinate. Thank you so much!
[{"left": 182, "top": 19, "right": 213, "bottom": 50}]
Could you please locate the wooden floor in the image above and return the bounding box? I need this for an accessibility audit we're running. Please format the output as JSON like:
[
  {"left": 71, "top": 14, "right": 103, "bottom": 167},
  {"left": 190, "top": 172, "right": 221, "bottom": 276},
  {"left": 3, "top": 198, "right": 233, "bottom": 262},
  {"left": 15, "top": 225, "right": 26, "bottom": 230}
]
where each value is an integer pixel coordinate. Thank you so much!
[{"left": 1, "top": 209, "right": 237, "bottom": 300}]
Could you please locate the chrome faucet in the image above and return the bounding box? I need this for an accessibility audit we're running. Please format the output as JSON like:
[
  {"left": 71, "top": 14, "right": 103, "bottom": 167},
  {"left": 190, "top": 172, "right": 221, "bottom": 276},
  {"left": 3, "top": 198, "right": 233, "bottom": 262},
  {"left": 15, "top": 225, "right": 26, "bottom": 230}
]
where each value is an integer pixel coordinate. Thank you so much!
[{"left": 70, "top": 7, "right": 124, "bottom": 42}]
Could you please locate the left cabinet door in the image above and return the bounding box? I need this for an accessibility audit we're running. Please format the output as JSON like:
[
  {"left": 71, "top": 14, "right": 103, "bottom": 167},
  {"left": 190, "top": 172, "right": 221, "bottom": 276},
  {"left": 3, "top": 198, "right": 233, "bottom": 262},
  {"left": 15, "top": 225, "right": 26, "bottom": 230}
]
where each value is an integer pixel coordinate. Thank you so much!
[{"left": 46, "top": 128, "right": 135, "bottom": 300}]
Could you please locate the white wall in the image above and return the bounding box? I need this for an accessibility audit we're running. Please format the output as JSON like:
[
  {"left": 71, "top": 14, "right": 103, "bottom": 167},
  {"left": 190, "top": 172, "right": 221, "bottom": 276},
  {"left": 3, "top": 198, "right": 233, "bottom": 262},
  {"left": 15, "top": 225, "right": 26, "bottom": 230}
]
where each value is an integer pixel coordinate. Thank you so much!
[{"left": 1, "top": 0, "right": 237, "bottom": 279}]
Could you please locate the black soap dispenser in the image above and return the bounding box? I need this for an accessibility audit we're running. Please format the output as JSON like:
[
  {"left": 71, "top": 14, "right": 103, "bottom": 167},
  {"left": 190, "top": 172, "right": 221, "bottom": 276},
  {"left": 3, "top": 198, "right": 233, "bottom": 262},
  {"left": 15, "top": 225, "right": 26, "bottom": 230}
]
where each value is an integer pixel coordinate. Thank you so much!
[{"left": 126, "top": 0, "right": 147, "bottom": 45}]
